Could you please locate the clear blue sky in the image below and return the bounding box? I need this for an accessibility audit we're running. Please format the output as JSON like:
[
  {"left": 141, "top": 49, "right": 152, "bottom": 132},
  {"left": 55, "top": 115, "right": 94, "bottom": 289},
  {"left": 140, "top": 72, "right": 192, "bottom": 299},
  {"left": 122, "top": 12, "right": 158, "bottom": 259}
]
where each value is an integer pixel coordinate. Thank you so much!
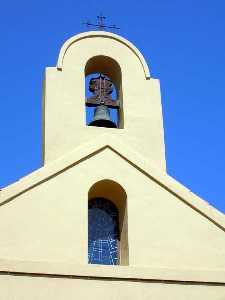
[{"left": 0, "top": 1, "right": 225, "bottom": 213}]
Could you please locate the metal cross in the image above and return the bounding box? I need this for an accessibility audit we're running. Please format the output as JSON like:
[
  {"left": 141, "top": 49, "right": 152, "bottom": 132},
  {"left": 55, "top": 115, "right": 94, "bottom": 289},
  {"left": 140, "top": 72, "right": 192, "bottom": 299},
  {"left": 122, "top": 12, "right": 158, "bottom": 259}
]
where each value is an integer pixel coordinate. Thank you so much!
[
  {"left": 83, "top": 14, "right": 120, "bottom": 31},
  {"left": 97, "top": 13, "right": 106, "bottom": 30}
]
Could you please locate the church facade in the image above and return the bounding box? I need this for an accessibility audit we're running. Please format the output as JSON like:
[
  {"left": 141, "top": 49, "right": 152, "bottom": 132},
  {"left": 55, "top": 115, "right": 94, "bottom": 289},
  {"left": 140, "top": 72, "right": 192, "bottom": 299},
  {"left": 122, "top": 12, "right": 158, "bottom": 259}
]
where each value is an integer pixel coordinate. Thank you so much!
[{"left": 0, "top": 31, "right": 224, "bottom": 299}]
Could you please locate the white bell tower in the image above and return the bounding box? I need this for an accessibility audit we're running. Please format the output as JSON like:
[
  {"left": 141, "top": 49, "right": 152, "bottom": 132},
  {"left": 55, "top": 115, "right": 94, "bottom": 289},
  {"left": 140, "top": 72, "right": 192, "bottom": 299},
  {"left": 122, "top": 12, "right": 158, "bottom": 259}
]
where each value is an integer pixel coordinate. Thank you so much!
[
  {"left": 43, "top": 31, "right": 166, "bottom": 170},
  {"left": 0, "top": 30, "right": 224, "bottom": 299}
]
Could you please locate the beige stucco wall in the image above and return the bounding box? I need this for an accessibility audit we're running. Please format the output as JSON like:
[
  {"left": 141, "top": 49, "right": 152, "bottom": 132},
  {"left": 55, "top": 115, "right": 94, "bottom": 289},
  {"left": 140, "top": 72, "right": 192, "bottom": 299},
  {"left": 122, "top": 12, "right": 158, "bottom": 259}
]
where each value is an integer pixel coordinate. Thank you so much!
[
  {"left": 0, "top": 148, "right": 224, "bottom": 270},
  {"left": 43, "top": 32, "right": 166, "bottom": 170},
  {"left": 1, "top": 273, "right": 224, "bottom": 300}
]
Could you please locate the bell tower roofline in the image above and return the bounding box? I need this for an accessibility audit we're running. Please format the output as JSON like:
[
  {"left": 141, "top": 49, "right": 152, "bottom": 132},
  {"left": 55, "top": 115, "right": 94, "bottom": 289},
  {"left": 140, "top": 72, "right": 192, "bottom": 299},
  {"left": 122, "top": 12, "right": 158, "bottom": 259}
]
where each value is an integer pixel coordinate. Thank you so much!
[{"left": 57, "top": 31, "right": 151, "bottom": 79}]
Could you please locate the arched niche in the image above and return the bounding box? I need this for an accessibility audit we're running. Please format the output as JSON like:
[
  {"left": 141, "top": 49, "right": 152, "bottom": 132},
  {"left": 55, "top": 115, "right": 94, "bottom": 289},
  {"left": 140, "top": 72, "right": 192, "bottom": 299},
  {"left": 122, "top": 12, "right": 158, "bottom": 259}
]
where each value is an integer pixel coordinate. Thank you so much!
[
  {"left": 88, "top": 179, "right": 129, "bottom": 265},
  {"left": 85, "top": 56, "right": 124, "bottom": 128}
]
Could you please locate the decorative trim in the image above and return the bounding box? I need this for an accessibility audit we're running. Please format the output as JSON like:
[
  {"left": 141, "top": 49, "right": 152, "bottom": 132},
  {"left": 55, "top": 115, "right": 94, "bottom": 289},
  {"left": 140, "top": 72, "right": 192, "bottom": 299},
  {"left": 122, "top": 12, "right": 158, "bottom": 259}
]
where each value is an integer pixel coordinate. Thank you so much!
[
  {"left": 0, "top": 260, "right": 224, "bottom": 284},
  {"left": 0, "top": 134, "right": 224, "bottom": 230}
]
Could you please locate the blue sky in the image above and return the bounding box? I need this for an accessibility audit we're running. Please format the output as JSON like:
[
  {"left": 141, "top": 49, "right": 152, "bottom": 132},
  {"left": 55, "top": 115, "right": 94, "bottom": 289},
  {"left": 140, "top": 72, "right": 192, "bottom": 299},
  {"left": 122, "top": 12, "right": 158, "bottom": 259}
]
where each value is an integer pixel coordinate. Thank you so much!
[{"left": 0, "top": 1, "right": 225, "bottom": 213}]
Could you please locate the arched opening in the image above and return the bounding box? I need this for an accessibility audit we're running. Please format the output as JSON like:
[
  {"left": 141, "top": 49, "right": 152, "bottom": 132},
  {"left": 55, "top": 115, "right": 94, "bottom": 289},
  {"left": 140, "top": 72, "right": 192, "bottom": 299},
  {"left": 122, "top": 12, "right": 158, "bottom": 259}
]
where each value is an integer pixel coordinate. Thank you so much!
[
  {"left": 85, "top": 56, "right": 124, "bottom": 129},
  {"left": 88, "top": 180, "right": 129, "bottom": 265}
]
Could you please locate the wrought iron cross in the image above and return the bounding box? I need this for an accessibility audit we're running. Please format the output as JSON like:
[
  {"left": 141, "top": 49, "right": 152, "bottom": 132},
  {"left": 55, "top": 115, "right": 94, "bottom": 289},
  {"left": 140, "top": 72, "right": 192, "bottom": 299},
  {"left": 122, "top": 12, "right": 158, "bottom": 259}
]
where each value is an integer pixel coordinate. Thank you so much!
[
  {"left": 83, "top": 14, "right": 120, "bottom": 31},
  {"left": 86, "top": 74, "right": 119, "bottom": 109}
]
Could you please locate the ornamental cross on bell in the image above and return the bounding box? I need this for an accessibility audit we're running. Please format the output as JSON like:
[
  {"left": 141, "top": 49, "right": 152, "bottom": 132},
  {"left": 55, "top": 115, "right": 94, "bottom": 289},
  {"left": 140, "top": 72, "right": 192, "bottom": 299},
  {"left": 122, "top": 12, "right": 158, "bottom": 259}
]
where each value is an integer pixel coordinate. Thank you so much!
[
  {"left": 86, "top": 74, "right": 120, "bottom": 128},
  {"left": 86, "top": 74, "right": 119, "bottom": 108}
]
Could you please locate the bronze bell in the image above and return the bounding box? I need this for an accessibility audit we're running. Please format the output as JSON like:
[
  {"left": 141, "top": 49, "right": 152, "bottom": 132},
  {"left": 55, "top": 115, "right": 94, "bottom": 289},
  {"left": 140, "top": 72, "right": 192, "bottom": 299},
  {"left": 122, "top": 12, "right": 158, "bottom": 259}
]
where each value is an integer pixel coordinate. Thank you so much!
[{"left": 89, "top": 105, "right": 117, "bottom": 128}]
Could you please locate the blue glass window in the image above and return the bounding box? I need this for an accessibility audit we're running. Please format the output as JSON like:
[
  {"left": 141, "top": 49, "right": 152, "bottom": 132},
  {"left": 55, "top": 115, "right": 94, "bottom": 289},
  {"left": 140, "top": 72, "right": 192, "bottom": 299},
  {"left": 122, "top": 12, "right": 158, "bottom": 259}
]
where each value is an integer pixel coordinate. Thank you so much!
[{"left": 88, "top": 198, "right": 119, "bottom": 265}]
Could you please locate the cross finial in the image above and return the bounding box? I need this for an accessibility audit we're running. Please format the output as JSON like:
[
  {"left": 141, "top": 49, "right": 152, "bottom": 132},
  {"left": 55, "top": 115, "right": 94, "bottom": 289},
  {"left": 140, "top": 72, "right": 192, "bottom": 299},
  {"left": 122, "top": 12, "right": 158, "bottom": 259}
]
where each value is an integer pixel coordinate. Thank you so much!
[
  {"left": 83, "top": 14, "right": 120, "bottom": 31},
  {"left": 97, "top": 13, "right": 106, "bottom": 30}
]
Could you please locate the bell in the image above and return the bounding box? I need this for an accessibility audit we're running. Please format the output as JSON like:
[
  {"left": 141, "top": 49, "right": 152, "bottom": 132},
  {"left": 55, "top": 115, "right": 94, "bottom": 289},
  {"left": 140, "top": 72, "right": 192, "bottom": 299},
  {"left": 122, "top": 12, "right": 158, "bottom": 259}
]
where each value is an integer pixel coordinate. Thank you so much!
[{"left": 89, "top": 105, "right": 117, "bottom": 128}]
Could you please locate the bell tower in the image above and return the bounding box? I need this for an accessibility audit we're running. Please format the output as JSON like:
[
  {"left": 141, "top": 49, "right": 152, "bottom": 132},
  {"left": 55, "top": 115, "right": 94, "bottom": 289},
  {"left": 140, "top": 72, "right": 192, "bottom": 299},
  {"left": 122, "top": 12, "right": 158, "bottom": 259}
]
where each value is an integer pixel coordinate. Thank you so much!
[
  {"left": 43, "top": 31, "right": 166, "bottom": 170},
  {"left": 1, "top": 30, "right": 224, "bottom": 299}
]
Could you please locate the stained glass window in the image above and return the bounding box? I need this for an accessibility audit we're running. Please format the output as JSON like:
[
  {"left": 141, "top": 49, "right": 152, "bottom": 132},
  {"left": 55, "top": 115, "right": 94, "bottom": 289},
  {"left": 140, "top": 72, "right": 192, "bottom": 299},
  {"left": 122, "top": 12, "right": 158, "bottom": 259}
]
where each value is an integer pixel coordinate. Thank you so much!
[{"left": 88, "top": 198, "right": 119, "bottom": 265}]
